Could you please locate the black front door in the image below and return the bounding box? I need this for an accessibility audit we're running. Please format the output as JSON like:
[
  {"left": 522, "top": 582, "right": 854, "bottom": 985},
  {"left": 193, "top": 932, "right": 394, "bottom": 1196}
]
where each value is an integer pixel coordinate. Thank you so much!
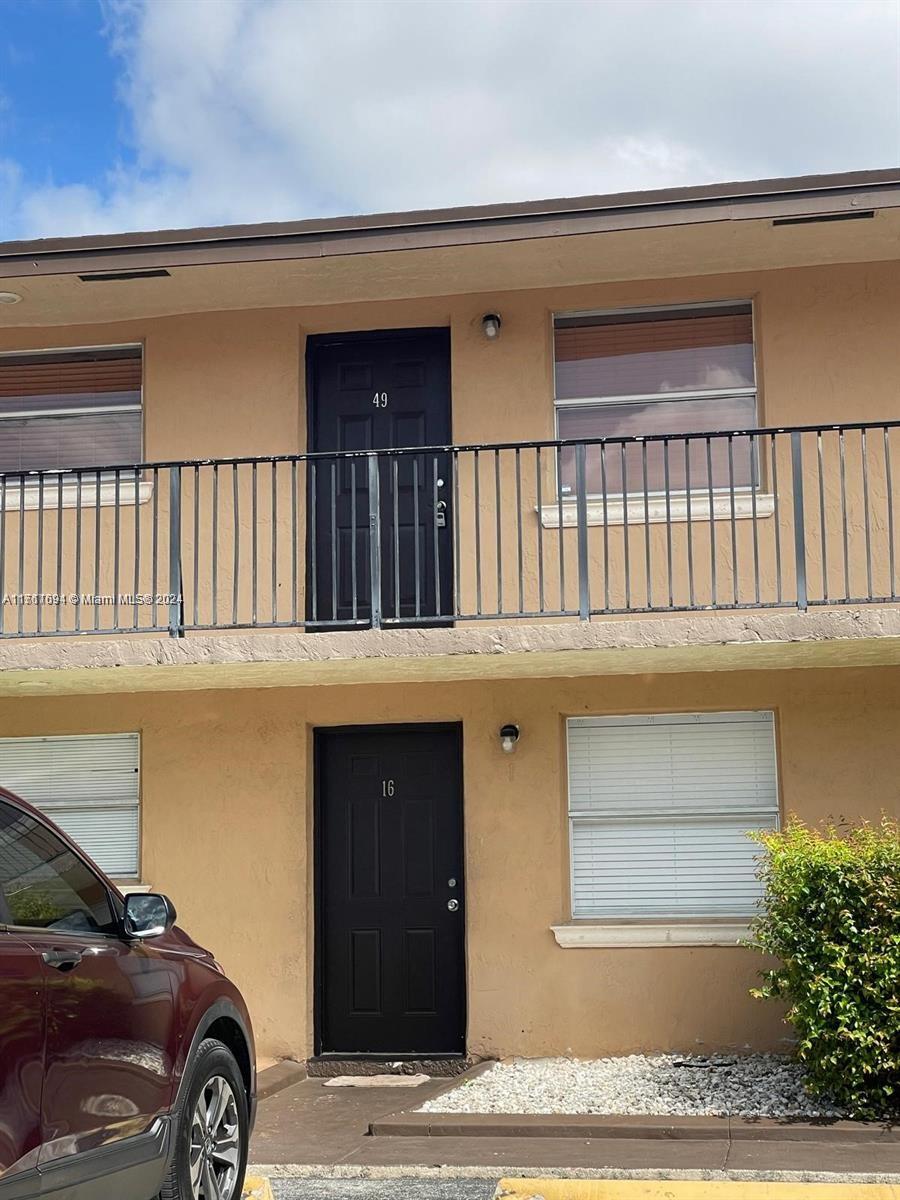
[
  {"left": 316, "top": 724, "right": 465, "bottom": 1056},
  {"left": 307, "top": 329, "right": 452, "bottom": 626}
]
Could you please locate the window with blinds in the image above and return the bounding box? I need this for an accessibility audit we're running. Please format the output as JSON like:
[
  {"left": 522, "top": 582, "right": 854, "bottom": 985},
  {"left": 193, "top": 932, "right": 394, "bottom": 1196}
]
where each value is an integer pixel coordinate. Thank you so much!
[
  {"left": 0, "top": 345, "right": 143, "bottom": 475},
  {"left": 553, "top": 304, "right": 757, "bottom": 496},
  {"left": 0, "top": 733, "right": 140, "bottom": 879},
  {"left": 567, "top": 711, "right": 778, "bottom": 920}
]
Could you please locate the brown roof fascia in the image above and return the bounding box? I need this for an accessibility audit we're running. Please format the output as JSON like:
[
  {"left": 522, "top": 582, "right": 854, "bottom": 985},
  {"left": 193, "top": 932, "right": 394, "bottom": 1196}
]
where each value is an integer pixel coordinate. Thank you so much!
[{"left": 1, "top": 167, "right": 898, "bottom": 280}]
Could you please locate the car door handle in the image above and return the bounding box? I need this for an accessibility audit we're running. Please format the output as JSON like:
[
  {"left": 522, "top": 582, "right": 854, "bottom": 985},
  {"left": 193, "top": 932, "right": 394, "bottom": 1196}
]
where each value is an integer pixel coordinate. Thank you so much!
[{"left": 41, "top": 948, "right": 83, "bottom": 972}]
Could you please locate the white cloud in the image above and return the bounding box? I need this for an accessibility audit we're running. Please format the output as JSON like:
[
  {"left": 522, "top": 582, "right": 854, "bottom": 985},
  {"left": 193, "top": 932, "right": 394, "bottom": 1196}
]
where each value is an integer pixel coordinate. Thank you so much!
[{"left": 5, "top": 0, "right": 900, "bottom": 239}]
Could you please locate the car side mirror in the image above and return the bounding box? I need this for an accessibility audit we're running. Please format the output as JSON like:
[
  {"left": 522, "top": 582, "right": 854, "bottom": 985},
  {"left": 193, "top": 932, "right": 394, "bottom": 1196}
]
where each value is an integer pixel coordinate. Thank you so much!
[{"left": 122, "top": 892, "right": 177, "bottom": 940}]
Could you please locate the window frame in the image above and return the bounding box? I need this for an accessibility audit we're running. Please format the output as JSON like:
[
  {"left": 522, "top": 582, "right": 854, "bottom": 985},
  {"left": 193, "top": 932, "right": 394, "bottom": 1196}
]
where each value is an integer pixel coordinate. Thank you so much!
[
  {"left": 564, "top": 709, "right": 780, "bottom": 926},
  {"left": 0, "top": 341, "right": 145, "bottom": 488},
  {"left": 552, "top": 300, "right": 760, "bottom": 501},
  {"left": 0, "top": 797, "right": 120, "bottom": 940}
]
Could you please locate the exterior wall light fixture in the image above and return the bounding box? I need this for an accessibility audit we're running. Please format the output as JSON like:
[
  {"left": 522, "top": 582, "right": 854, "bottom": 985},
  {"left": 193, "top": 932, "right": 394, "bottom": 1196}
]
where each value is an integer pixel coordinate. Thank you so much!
[
  {"left": 481, "top": 313, "right": 502, "bottom": 340},
  {"left": 499, "top": 724, "right": 520, "bottom": 753},
  {"left": 0, "top": 292, "right": 23, "bottom": 305}
]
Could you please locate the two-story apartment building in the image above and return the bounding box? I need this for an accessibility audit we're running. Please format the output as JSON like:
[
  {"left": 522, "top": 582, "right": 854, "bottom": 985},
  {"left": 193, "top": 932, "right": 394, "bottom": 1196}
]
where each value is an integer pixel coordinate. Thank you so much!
[{"left": 0, "top": 168, "right": 898, "bottom": 1066}]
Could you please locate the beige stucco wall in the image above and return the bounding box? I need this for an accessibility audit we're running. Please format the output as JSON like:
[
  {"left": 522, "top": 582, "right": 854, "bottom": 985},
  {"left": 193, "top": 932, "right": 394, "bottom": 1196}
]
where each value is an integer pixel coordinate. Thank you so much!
[{"left": 0, "top": 663, "right": 897, "bottom": 1061}]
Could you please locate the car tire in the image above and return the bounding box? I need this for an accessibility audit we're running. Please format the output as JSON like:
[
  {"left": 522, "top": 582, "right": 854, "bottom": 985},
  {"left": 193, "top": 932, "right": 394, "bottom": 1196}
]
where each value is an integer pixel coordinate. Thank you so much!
[{"left": 160, "top": 1037, "right": 249, "bottom": 1200}]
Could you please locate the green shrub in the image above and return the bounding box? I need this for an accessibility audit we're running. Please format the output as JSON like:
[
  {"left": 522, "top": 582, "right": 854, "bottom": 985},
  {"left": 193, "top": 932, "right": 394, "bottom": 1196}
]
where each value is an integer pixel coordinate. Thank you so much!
[{"left": 749, "top": 818, "right": 900, "bottom": 1121}]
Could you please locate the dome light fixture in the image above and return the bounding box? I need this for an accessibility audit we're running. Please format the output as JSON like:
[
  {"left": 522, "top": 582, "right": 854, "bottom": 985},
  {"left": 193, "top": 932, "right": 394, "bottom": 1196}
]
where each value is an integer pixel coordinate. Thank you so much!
[
  {"left": 481, "top": 312, "right": 502, "bottom": 340},
  {"left": 499, "top": 723, "right": 520, "bottom": 754}
]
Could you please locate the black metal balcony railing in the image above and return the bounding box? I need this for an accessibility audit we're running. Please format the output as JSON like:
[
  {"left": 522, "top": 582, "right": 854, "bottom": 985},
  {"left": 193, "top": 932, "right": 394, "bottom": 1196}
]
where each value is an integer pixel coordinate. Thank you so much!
[{"left": 0, "top": 420, "right": 898, "bottom": 639}]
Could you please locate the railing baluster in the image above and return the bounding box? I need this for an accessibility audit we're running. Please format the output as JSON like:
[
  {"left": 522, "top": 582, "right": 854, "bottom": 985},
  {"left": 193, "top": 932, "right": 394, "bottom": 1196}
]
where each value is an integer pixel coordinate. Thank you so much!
[
  {"left": 817, "top": 431, "right": 828, "bottom": 602},
  {"left": 168, "top": 465, "right": 183, "bottom": 637},
  {"left": 113, "top": 468, "right": 121, "bottom": 631},
  {"left": 452, "top": 450, "right": 461, "bottom": 617},
  {"left": 556, "top": 444, "right": 565, "bottom": 612},
  {"left": 621, "top": 443, "right": 630, "bottom": 611},
  {"left": 750, "top": 434, "right": 761, "bottom": 605},
  {"left": 17, "top": 475, "right": 25, "bottom": 634},
  {"left": 663, "top": 438, "right": 673, "bottom": 609},
  {"left": 839, "top": 430, "right": 850, "bottom": 600},
  {"left": 727, "top": 434, "right": 738, "bottom": 605},
  {"left": 706, "top": 437, "right": 717, "bottom": 608},
  {"left": 212, "top": 463, "right": 219, "bottom": 629},
  {"left": 392, "top": 456, "right": 400, "bottom": 620},
  {"left": 367, "top": 452, "right": 382, "bottom": 629},
  {"left": 494, "top": 449, "right": 502, "bottom": 616},
  {"left": 885, "top": 426, "right": 896, "bottom": 598},
  {"left": 310, "top": 461, "right": 317, "bottom": 625},
  {"left": 790, "top": 430, "right": 808, "bottom": 612},
  {"left": 600, "top": 441, "right": 609, "bottom": 613},
  {"left": 575, "top": 442, "right": 590, "bottom": 620},
  {"left": 861, "top": 428, "right": 873, "bottom": 600},
  {"left": 330, "top": 460, "right": 338, "bottom": 623},
  {"left": 350, "top": 459, "right": 358, "bottom": 621},
  {"left": 771, "top": 433, "right": 782, "bottom": 605},
  {"left": 133, "top": 468, "right": 141, "bottom": 630},
  {"left": 474, "top": 449, "right": 482, "bottom": 616},
  {"left": 641, "top": 439, "right": 651, "bottom": 610},
  {"left": 232, "top": 464, "right": 240, "bottom": 626},
  {"left": 36, "top": 473, "right": 44, "bottom": 634},
  {"left": 536, "top": 446, "right": 545, "bottom": 613},
  {"left": 685, "top": 438, "right": 694, "bottom": 608},
  {"left": 271, "top": 461, "right": 278, "bottom": 625},
  {"left": 152, "top": 467, "right": 159, "bottom": 630},
  {"left": 193, "top": 464, "right": 200, "bottom": 629},
  {"left": 55, "top": 471, "right": 63, "bottom": 632},
  {"left": 291, "top": 460, "right": 298, "bottom": 626},
  {"left": 252, "top": 461, "right": 259, "bottom": 626},
  {"left": 515, "top": 448, "right": 524, "bottom": 616},
  {"left": 413, "top": 456, "right": 421, "bottom": 618}
]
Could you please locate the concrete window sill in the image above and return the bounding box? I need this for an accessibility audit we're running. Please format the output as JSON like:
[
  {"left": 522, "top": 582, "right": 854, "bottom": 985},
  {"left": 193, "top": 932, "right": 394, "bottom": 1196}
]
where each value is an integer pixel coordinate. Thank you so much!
[
  {"left": 551, "top": 922, "right": 752, "bottom": 948},
  {"left": 540, "top": 493, "right": 775, "bottom": 529},
  {"left": 114, "top": 881, "right": 153, "bottom": 894},
  {"left": 1, "top": 479, "right": 153, "bottom": 512}
]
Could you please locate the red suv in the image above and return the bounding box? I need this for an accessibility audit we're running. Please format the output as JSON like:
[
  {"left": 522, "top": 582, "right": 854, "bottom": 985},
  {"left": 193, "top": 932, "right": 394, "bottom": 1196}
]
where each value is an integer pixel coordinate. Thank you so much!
[{"left": 0, "top": 786, "right": 255, "bottom": 1200}]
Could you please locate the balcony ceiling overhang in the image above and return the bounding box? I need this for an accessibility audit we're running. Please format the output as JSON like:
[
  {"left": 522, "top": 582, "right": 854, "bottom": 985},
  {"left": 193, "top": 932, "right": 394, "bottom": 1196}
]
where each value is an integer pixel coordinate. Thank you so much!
[
  {"left": 1, "top": 169, "right": 899, "bottom": 327},
  {"left": 2, "top": 608, "right": 900, "bottom": 698}
]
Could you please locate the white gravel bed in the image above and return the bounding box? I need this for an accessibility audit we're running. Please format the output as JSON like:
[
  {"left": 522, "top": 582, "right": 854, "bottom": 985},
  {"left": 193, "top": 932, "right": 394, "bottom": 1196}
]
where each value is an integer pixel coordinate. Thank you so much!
[{"left": 417, "top": 1055, "right": 844, "bottom": 1119}]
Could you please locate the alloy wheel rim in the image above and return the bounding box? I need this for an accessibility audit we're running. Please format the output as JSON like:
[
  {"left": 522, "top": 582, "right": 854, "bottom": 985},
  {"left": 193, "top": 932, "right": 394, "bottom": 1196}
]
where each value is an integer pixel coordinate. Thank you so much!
[{"left": 189, "top": 1075, "right": 240, "bottom": 1200}]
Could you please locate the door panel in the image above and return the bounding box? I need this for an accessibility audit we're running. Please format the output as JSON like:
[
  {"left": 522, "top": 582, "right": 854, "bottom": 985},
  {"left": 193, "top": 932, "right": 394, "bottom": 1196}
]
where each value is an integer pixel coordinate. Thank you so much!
[
  {"left": 0, "top": 932, "right": 44, "bottom": 1189},
  {"left": 318, "top": 725, "right": 465, "bottom": 1055},
  {"left": 307, "top": 330, "right": 452, "bottom": 626},
  {"left": 30, "top": 931, "right": 177, "bottom": 1162}
]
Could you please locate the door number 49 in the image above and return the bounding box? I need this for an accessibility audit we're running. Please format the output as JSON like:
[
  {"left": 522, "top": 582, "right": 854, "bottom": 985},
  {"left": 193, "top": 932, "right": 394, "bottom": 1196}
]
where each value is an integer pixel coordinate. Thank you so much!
[{"left": 372, "top": 392, "right": 389, "bottom": 408}]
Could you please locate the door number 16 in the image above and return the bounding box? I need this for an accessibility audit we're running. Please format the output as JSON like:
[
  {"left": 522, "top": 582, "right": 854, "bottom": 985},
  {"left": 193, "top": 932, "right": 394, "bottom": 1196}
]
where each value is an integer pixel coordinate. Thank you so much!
[{"left": 382, "top": 779, "right": 395, "bottom": 797}]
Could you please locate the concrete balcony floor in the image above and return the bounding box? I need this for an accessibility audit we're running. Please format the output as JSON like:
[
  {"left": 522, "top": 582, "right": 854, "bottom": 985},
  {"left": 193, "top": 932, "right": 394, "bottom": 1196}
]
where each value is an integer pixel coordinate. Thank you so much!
[{"left": 2, "top": 607, "right": 900, "bottom": 696}]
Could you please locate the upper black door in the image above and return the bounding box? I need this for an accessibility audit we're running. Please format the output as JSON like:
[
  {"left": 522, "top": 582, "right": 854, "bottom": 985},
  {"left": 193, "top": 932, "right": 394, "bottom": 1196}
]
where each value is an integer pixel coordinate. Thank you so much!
[
  {"left": 317, "top": 724, "right": 465, "bottom": 1056},
  {"left": 307, "top": 329, "right": 452, "bottom": 626}
]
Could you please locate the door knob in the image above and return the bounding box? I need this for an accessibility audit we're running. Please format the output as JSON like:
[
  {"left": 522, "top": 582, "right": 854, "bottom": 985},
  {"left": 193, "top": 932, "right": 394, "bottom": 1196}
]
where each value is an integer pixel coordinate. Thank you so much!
[{"left": 447, "top": 899, "right": 459, "bottom": 912}]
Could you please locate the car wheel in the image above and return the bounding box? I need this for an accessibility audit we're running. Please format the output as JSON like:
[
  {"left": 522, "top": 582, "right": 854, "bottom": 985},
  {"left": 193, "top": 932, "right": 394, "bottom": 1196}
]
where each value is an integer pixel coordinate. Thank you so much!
[{"left": 161, "top": 1037, "right": 249, "bottom": 1200}]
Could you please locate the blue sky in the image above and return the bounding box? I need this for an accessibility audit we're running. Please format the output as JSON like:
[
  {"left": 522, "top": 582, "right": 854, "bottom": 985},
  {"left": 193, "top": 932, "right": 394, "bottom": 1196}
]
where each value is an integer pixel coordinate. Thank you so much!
[
  {"left": 1, "top": 0, "right": 899, "bottom": 241},
  {"left": 1, "top": 0, "right": 124, "bottom": 190}
]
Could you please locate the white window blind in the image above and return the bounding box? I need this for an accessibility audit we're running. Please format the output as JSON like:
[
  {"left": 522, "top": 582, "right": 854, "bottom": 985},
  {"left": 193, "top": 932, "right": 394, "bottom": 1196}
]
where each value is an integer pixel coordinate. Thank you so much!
[
  {"left": 567, "top": 711, "right": 778, "bottom": 919},
  {"left": 0, "top": 734, "right": 140, "bottom": 879}
]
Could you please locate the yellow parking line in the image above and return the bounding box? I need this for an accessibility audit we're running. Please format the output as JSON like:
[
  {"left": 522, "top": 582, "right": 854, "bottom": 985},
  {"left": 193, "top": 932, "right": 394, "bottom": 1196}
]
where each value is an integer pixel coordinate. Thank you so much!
[
  {"left": 242, "top": 1177, "right": 274, "bottom": 1200},
  {"left": 496, "top": 1181, "right": 899, "bottom": 1200}
]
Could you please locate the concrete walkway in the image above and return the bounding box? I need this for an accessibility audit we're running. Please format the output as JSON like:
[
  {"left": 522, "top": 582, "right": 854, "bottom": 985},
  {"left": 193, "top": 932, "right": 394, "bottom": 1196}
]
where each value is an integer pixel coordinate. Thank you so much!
[{"left": 250, "top": 1075, "right": 900, "bottom": 1180}]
